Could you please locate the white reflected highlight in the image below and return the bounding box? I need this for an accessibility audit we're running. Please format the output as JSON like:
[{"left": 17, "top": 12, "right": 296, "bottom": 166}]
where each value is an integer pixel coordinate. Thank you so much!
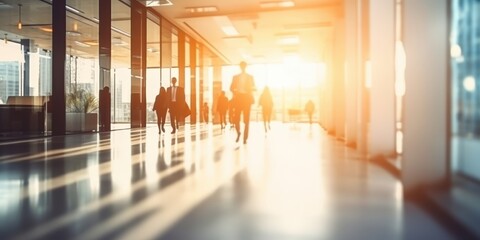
[
  {"left": 450, "top": 44, "right": 462, "bottom": 58},
  {"left": 396, "top": 130, "right": 403, "bottom": 154},
  {"left": 145, "top": 133, "right": 159, "bottom": 189},
  {"left": 395, "top": 41, "right": 406, "bottom": 97},
  {"left": 28, "top": 174, "right": 40, "bottom": 208},
  {"left": 111, "top": 135, "right": 132, "bottom": 192},
  {"left": 463, "top": 76, "right": 476, "bottom": 92}
]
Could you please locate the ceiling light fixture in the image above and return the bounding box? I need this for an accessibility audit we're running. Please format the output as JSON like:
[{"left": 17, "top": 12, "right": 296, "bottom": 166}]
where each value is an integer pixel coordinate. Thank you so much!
[
  {"left": 39, "top": 26, "right": 53, "bottom": 33},
  {"left": 278, "top": 36, "right": 299, "bottom": 45},
  {"left": 17, "top": 4, "right": 22, "bottom": 30},
  {"left": 221, "top": 26, "right": 239, "bottom": 36},
  {"left": 276, "top": 33, "right": 300, "bottom": 45},
  {"left": 185, "top": 6, "right": 218, "bottom": 13},
  {"left": 214, "top": 16, "right": 239, "bottom": 36},
  {"left": 143, "top": 0, "right": 173, "bottom": 7},
  {"left": 65, "top": 5, "right": 81, "bottom": 14},
  {"left": 260, "top": 0, "right": 295, "bottom": 9}
]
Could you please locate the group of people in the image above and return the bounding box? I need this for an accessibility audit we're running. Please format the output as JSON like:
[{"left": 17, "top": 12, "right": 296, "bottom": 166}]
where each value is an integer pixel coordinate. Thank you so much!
[
  {"left": 152, "top": 77, "right": 190, "bottom": 134},
  {"left": 153, "top": 61, "right": 316, "bottom": 144}
]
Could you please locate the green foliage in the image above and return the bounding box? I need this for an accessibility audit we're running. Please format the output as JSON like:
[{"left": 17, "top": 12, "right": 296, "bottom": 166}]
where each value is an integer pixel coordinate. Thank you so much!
[{"left": 66, "top": 88, "right": 98, "bottom": 113}]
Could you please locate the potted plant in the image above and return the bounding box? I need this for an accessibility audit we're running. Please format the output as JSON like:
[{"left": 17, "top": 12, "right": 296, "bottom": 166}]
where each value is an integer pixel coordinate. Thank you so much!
[{"left": 66, "top": 87, "right": 98, "bottom": 132}]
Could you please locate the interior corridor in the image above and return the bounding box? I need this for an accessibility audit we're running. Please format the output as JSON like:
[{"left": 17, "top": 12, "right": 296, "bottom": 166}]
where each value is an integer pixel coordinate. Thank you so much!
[{"left": 0, "top": 123, "right": 457, "bottom": 239}]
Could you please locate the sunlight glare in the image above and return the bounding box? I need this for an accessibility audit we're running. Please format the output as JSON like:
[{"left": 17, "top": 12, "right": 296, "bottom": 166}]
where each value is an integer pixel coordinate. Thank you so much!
[
  {"left": 450, "top": 44, "right": 462, "bottom": 58},
  {"left": 463, "top": 76, "right": 476, "bottom": 92},
  {"left": 111, "top": 136, "right": 132, "bottom": 192}
]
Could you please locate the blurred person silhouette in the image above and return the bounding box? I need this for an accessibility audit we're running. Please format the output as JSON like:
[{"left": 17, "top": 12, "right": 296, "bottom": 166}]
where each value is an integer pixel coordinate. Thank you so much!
[
  {"left": 305, "top": 99, "right": 315, "bottom": 125},
  {"left": 259, "top": 86, "right": 273, "bottom": 132},
  {"left": 216, "top": 91, "right": 229, "bottom": 129},
  {"left": 230, "top": 61, "right": 256, "bottom": 144},
  {"left": 152, "top": 86, "right": 168, "bottom": 134},
  {"left": 99, "top": 86, "right": 111, "bottom": 132},
  {"left": 167, "top": 77, "right": 185, "bottom": 134},
  {"left": 228, "top": 98, "right": 236, "bottom": 129},
  {"left": 202, "top": 102, "right": 209, "bottom": 123}
]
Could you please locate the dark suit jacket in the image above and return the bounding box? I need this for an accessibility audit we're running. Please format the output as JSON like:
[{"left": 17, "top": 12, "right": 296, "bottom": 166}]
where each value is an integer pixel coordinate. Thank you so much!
[
  {"left": 167, "top": 86, "right": 185, "bottom": 108},
  {"left": 230, "top": 73, "right": 255, "bottom": 105},
  {"left": 167, "top": 86, "right": 189, "bottom": 118}
]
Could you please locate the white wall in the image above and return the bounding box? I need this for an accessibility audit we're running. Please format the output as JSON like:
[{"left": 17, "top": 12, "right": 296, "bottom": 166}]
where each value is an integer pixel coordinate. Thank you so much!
[
  {"left": 402, "top": 0, "right": 448, "bottom": 190},
  {"left": 368, "top": 0, "right": 396, "bottom": 158},
  {"left": 344, "top": 0, "right": 359, "bottom": 147},
  {"left": 334, "top": 18, "right": 346, "bottom": 138}
]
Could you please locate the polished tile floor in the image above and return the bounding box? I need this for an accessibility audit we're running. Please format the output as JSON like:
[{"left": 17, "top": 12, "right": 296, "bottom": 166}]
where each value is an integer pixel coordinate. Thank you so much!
[{"left": 0, "top": 123, "right": 457, "bottom": 240}]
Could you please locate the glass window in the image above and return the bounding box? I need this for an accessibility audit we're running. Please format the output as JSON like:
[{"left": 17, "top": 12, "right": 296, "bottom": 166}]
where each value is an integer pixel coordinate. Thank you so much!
[
  {"left": 0, "top": 0, "right": 52, "bottom": 139},
  {"left": 146, "top": 13, "right": 161, "bottom": 123},
  {"left": 111, "top": 0, "right": 131, "bottom": 126},
  {"left": 65, "top": 0, "right": 100, "bottom": 133},
  {"left": 451, "top": 0, "right": 480, "bottom": 180}
]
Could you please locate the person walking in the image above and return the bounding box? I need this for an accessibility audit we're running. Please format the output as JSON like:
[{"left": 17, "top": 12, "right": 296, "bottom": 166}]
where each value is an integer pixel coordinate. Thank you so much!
[
  {"left": 202, "top": 102, "right": 209, "bottom": 123},
  {"left": 230, "top": 61, "right": 256, "bottom": 144},
  {"left": 228, "top": 98, "right": 235, "bottom": 129},
  {"left": 259, "top": 86, "right": 273, "bottom": 132},
  {"left": 167, "top": 77, "right": 185, "bottom": 134},
  {"left": 152, "top": 86, "right": 168, "bottom": 134},
  {"left": 305, "top": 99, "right": 315, "bottom": 125},
  {"left": 216, "top": 91, "right": 229, "bottom": 129}
]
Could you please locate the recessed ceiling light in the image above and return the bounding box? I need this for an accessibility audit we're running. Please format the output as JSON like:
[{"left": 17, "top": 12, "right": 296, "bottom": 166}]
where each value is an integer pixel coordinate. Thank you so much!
[
  {"left": 276, "top": 34, "right": 300, "bottom": 45},
  {"left": 260, "top": 1, "right": 295, "bottom": 9},
  {"left": 214, "top": 16, "right": 239, "bottom": 36},
  {"left": 143, "top": 0, "right": 173, "bottom": 7},
  {"left": 221, "top": 26, "right": 239, "bottom": 36},
  {"left": 185, "top": 6, "right": 218, "bottom": 13}
]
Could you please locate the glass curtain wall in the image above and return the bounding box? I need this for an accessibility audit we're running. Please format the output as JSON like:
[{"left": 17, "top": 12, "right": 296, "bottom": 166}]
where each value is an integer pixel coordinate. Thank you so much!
[
  {"left": 185, "top": 37, "right": 191, "bottom": 122},
  {"left": 201, "top": 46, "right": 213, "bottom": 123},
  {"left": 451, "top": 0, "right": 480, "bottom": 181},
  {"left": 111, "top": 0, "right": 131, "bottom": 128},
  {"left": 0, "top": 0, "right": 52, "bottom": 139},
  {"left": 160, "top": 21, "right": 179, "bottom": 90},
  {"left": 64, "top": 0, "right": 99, "bottom": 133},
  {"left": 146, "top": 12, "right": 161, "bottom": 124},
  {"left": 197, "top": 44, "right": 203, "bottom": 123}
]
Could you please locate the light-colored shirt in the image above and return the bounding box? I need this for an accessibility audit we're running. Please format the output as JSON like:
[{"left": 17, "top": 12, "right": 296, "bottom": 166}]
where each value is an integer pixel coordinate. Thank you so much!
[{"left": 171, "top": 86, "right": 176, "bottom": 102}]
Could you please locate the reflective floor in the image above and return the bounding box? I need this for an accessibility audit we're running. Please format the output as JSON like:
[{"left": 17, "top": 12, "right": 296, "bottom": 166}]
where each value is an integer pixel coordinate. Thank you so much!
[{"left": 0, "top": 123, "right": 456, "bottom": 239}]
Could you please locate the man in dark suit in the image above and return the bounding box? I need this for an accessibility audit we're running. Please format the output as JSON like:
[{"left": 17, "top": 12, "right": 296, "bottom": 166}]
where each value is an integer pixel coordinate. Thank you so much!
[
  {"left": 167, "top": 77, "right": 185, "bottom": 134},
  {"left": 230, "top": 61, "right": 256, "bottom": 144}
]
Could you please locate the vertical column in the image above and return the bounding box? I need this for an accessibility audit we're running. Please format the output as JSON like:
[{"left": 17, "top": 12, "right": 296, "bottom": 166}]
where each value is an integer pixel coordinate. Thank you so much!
[
  {"left": 99, "top": 0, "right": 111, "bottom": 131},
  {"left": 52, "top": 0, "right": 66, "bottom": 135},
  {"left": 21, "top": 39, "right": 31, "bottom": 96},
  {"left": 212, "top": 57, "right": 222, "bottom": 124},
  {"left": 324, "top": 37, "right": 335, "bottom": 134},
  {"left": 402, "top": 0, "right": 449, "bottom": 191},
  {"left": 131, "top": 0, "right": 146, "bottom": 128},
  {"left": 368, "top": 0, "right": 396, "bottom": 158},
  {"left": 344, "top": 0, "right": 359, "bottom": 147},
  {"left": 357, "top": 0, "right": 370, "bottom": 153},
  {"left": 333, "top": 18, "right": 346, "bottom": 139},
  {"left": 199, "top": 46, "right": 204, "bottom": 124},
  {"left": 178, "top": 31, "right": 185, "bottom": 87},
  {"left": 190, "top": 39, "right": 197, "bottom": 124}
]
